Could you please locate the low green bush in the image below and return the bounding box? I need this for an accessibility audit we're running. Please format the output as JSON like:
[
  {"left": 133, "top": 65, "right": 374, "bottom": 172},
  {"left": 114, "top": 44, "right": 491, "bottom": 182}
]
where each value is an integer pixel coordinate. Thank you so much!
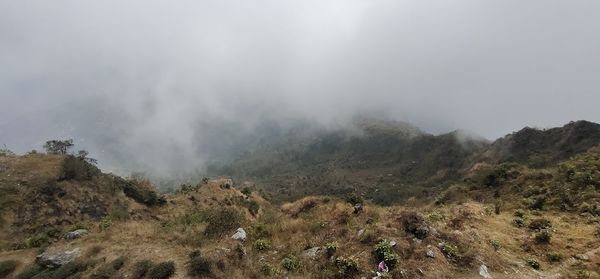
[
  {"left": 201, "top": 208, "right": 245, "bottom": 237},
  {"left": 281, "top": 256, "right": 300, "bottom": 272},
  {"left": 534, "top": 229, "right": 552, "bottom": 244},
  {"left": 0, "top": 260, "right": 19, "bottom": 278},
  {"left": 131, "top": 260, "right": 153, "bottom": 279},
  {"left": 325, "top": 241, "right": 338, "bottom": 256},
  {"left": 259, "top": 262, "right": 275, "bottom": 277},
  {"left": 334, "top": 256, "right": 359, "bottom": 278},
  {"left": 188, "top": 250, "right": 211, "bottom": 277},
  {"left": 254, "top": 239, "right": 271, "bottom": 251},
  {"left": 373, "top": 240, "right": 399, "bottom": 268},
  {"left": 14, "top": 264, "right": 44, "bottom": 279},
  {"left": 146, "top": 261, "right": 175, "bottom": 279}
]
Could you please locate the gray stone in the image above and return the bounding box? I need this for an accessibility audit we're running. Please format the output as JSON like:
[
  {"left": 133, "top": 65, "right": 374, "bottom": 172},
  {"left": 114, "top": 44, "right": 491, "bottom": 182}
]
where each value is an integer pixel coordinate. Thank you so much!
[
  {"left": 479, "top": 264, "right": 492, "bottom": 278},
  {"left": 231, "top": 228, "right": 247, "bottom": 241},
  {"left": 357, "top": 228, "right": 366, "bottom": 238},
  {"left": 302, "top": 247, "right": 321, "bottom": 259},
  {"left": 426, "top": 249, "right": 435, "bottom": 258},
  {"left": 575, "top": 254, "right": 590, "bottom": 261},
  {"left": 389, "top": 240, "right": 397, "bottom": 247},
  {"left": 64, "top": 229, "right": 89, "bottom": 240},
  {"left": 36, "top": 247, "right": 81, "bottom": 268}
]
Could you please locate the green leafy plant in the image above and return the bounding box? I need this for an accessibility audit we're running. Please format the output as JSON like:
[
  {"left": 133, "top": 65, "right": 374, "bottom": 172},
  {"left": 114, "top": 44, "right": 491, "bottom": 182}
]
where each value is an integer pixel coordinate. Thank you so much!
[
  {"left": 254, "top": 239, "right": 271, "bottom": 252},
  {"left": 325, "top": 241, "right": 338, "bottom": 256},
  {"left": 281, "top": 256, "right": 300, "bottom": 272},
  {"left": 373, "top": 240, "right": 399, "bottom": 268}
]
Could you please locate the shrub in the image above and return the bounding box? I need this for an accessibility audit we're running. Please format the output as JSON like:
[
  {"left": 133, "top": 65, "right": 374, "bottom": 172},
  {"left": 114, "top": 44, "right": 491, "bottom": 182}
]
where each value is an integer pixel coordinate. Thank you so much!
[
  {"left": 131, "top": 260, "right": 153, "bottom": 279},
  {"left": 489, "top": 240, "right": 501, "bottom": 251},
  {"left": 91, "top": 256, "right": 126, "bottom": 279},
  {"left": 259, "top": 262, "right": 275, "bottom": 277},
  {"left": 334, "top": 257, "right": 359, "bottom": 278},
  {"left": 24, "top": 234, "right": 50, "bottom": 249},
  {"left": 344, "top": 193, "right": 363, "bottom": 205},
  {"left": 251, "top": 223, "right": 272, "bottom": 239},
  {"left": 241, "top": 187, "right": 252, "bottom": 196},
  {"left": 33, "top": 261, "right": 89, "bottom": 279},
  {"left": 595, "top": 226, "right": 600, "bottom": 239},
  {"left": 99, "top": 216, "right": 112, "bottom": 231},
  {"left": 201, "top": 208, "right": 245, "bottom": 237},
  {"left": 534, "top": 229, "right": 552, "bottom": 244},
  {"left": 121, "top": 180, "right": 165, "bottom": 207},
  {"left": 147, "top": 261, "right": 175, "bottom": 279},
  {"left": 513, "top": 209, "right": 526, "bottom": 218},
  {"left": 325, "top": 241, "right": 338, "bottom": 256},
  {"left": 373, "top": 240, "right": 399, "bottom": 268},
  {"left": 399, "top": 211, "right": 429, "bottom": 239},
  {"left": 528, "top": 218, "right": 552, "bottom": 231},
  {"left": 112, "top": 256, "right": 126, "bottom": 270},
  {"left": 234, "top": 243, "right": 246, "bottom": 258},
  {"left": 14, "top": 264, "right": 44, "bottom": 279},
  {"left": 440, "top": 243, "right": 458, "bottom": 261},
  {"left": 188, "top": 250, "right": 211, "bottom": 277},
  {"left": 254, "top": 239, "right": 271, "bottom": 251},
  {"left": 512, "top": 218, "right": 525, "bottom": 228},
  {"left": 526, "top": 258, "right": 540, "bottom": 270},
  {"left": 281, "top": 256, "right": 300, "bottom": 272},
  {"left": 546, "top": 252, "right": 563, "bottom": 262},
  {"left": 0, "top": 260, "right": 19, "bottom": 278},
  {"left": 526, "top": 195, "right": 546, "bottom": 210},
  {"left": 60, "top": 155, "right": 100, "bottom": 181}
]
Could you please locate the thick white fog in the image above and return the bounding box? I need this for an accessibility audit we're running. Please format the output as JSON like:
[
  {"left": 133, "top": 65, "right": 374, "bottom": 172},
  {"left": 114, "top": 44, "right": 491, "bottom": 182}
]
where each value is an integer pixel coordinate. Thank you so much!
[{"left": 1, "top": 1, "right": 599, "bottom": 174}]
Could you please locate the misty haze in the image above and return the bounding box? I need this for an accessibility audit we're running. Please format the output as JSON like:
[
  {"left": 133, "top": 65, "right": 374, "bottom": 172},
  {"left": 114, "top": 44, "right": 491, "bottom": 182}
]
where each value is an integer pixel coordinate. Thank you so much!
[{"left": 1, "top": 1, "right": 599, "bottom": 279}]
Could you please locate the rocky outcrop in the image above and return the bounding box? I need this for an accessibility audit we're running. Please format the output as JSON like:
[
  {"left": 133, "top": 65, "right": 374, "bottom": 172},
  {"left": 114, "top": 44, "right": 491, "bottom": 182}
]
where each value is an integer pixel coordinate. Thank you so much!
[{"left": 36, "top": 247, "right": 81, "bottom": 268}]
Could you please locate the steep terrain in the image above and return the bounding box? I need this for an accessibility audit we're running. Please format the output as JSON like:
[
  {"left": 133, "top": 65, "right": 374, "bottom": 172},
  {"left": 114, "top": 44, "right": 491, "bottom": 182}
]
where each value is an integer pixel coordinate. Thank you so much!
[
  {"left": 0, "top": 120, "right": 599, "bottom": 279},
  {"left": 208, "top": 118, "right": 490, "bottom": 204},
  {"left": 210, "top": 120, "right": 600, "bottom": 205}
]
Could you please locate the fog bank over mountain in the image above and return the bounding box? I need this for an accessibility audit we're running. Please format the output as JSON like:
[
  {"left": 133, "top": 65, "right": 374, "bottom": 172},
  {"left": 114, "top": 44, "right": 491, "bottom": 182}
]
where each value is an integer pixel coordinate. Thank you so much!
[{"left": 1, "top": 1, "right": 599, "bottom": 175}]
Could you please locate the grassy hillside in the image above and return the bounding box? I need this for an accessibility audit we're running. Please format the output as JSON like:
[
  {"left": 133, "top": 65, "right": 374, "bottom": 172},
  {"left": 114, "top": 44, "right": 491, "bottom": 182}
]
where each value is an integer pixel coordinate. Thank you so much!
[
  {"left": 209, "top": 120, "right": 600, "bottom": 205},
  {"left": 208, "top": 119, "right": 489, "bottom": 204},
  {"left": 0, "top": 146, "right": 599, "bottom": 278}
]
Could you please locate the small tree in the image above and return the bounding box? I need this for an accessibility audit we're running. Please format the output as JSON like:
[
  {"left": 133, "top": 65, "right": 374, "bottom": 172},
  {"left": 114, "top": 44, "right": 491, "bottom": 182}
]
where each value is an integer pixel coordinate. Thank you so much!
[
  {"left": 43, "top": 139, "right": 74, "bottom": 154},
  {"left": 77, "top": 150, "right": 98, "bottom": 165}
]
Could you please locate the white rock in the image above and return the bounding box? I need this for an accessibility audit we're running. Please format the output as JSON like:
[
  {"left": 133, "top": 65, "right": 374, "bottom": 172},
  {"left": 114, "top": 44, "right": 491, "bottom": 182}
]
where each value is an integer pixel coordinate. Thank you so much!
[
  {"left": 37, "top": 248, "right": 81, "bottom": 268},
  {"left": 231, "top": 228, "right": 247, "bottom": 241},
  {"left": 479, "top": 264, "right": 492, "bottom": 278},
  {"left": 302, "top": 247, "right": 321, "bottom": 259},
  {"left": 64, "top": 229, "right": 89, "bottom": 240},
  {"left": 575, "top": 254, "right": 590, "bottom": 261},
  {"left": 426, "top": 249, "right": 435, "bottom": 258}
]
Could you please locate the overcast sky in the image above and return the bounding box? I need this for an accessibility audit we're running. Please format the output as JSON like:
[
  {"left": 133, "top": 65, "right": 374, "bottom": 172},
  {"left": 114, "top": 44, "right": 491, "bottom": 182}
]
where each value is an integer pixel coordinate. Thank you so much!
[{"left": 1, "top": 1, "right": 599, "bottom": 174}]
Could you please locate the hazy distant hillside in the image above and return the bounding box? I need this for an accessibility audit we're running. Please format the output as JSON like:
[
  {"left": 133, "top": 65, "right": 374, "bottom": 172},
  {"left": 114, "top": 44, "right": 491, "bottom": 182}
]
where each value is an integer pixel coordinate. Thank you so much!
[
  {"left": 208, "top": 118, "right": 490, "bottom": 204},
  {"left": 479, "top": 120, "right": 600, "bottom": 167},
  {"left": 210, "top": 120, "right": 600, "bottom": 204}
]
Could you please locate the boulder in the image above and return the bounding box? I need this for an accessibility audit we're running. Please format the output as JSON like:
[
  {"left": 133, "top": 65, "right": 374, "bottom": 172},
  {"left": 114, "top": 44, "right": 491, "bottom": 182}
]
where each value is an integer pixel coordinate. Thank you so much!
[
  {"left": 426, "top": 249, "right": 435, "bottom": 258},
  {"left": 36, "top": 247, "right": 81, "bottom": 268},
  {"left": 231, "top": 228, "right": 247, "bottom": 241},
  {"left": 479, "top": 264, "right": 492, "bottom": 278},
  {"left": 64, "top": 229, "right": 89, "bottom": 240},
  {"left": 302, "top": 247, "right": 321, "bottom": 259}
]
